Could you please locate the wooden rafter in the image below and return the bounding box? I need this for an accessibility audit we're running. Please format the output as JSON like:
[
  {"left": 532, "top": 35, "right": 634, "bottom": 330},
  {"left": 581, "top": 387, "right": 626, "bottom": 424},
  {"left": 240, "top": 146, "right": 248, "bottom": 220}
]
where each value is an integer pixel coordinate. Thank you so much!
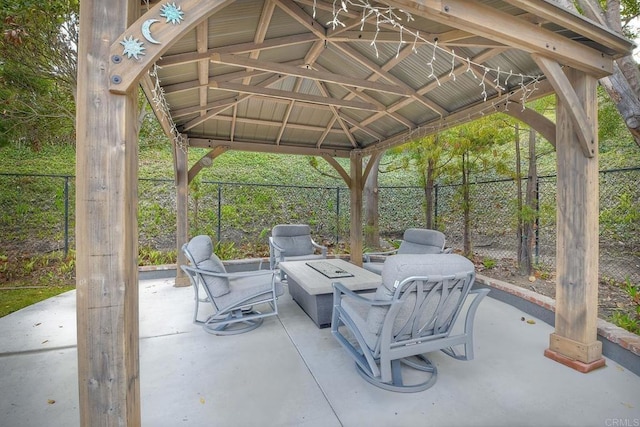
[
  {"left": 209, "top": 53, "right": 414, "bottom": 96},
  {"left": 385, "top": 0, "right": 614, "bottom": 77},
  {"left": 190, "top": 138, "right": 352, "bottom": 157}
]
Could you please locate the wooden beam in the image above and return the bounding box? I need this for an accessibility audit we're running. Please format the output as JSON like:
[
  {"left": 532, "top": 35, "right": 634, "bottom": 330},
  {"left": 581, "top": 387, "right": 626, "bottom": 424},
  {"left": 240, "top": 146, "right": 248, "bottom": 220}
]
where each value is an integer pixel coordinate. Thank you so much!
[
  {"left": 175, "top": 144, "right": 190, "bottom": 287},
  {"left": 188, "top": 146, "right": 229, "bottom": 183},
  {"left": 533, "top": 54, "right": 595, "bottom": 157},
  {"left": 209, "top": 53, "right": 414, "bottom": 96},
  {"left": 360, "top": 79, "right": 555, "bottom": 155},
  {"left": 386, "top": 0, "right": 614, "bottom": 77},
  {"left": 274, "top": 0, "right": 326, "bottom": 39},
  {"left": 189, "top": 138, "right": 352, "bottom": 157},
  {"left": 208, "top": 81, "right": 383, "bottom": 111},
  {"left": 182, "top": 74, "right": 287, "bottom": 131},
  {"left": 330, "top": 42, "right": 448, "bottom": 116},
  {"left": 501, "top": 0, "right": 634, "bottom": 56},
  {"left": 545, "top": 67, "right": 604, "bottom": 371},
  {"left": 109, "top": 0, "right": 237, "bottom": 93},
  {"left": 77, "top": 0, "right": 140, "bottom": 424},
  {"left": 184, "top": 109, "right": 342, "bottom": 133},
  {"left": 349, "top": 151, "right": 364, "bottom": 266},
  {"left": 314, "top": 80, "right": 357, "bottom": 147},
  {"left": 321, "top": 154, "right": 351, "bottom": 186},
  {"left": 500, "top": 104, "right": 556, "bottom": 149},
  {"left": 156, "top": 33, "right": 319, "bottom": 67}
]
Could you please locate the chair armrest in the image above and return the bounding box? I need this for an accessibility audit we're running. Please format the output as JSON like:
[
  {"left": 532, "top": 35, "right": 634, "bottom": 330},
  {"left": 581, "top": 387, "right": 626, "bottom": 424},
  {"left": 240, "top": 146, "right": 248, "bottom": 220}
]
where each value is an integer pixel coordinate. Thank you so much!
[
  {"left": 182, "top": 265, "right": 274, "bottom": 280},
  {"left": 269, "top": 238, "right": 288, "bottom": 265},
  {"left": 269, "top": 237, "right": 286, "bottom": 254},
  {"left": 462, "top": 288, "right": 490, "bottom": 330},
  {"left": 363, "top": 248, "right": 398, "bottom": 262},
  {"left": 311, "top": 239, "right": 328, "bottom": 256},
  {"left": 332, "top": 282, "right": 392, "bottom": 307}
]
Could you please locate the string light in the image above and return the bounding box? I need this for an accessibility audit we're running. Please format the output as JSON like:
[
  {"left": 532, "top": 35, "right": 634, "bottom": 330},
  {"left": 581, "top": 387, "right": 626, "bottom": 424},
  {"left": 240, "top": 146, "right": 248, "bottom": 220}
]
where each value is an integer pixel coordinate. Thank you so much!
[
  {"left": 149, "top": 64, "right": 187, "bottom": 153},
  {"left": 317, "top": 0, "right": 543, "bottom": 105},
  {"left": 144, "top": 0, "right": 544, "bottom": 153}
]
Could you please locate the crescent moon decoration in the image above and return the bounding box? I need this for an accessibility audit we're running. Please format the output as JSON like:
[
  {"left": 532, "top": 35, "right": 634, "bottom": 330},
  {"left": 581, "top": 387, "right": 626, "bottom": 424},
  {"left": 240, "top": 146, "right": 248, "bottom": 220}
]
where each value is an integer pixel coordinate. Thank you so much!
[{"left": 141, "top": 19, "right": 161, "bottom": 44}]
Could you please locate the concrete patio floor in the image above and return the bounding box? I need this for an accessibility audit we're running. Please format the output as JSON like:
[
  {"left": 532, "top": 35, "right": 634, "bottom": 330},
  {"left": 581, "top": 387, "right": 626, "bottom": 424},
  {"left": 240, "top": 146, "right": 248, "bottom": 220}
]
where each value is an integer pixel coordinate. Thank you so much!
[{"left": 1, "top": 276, "right": 639, "bottom": 427}]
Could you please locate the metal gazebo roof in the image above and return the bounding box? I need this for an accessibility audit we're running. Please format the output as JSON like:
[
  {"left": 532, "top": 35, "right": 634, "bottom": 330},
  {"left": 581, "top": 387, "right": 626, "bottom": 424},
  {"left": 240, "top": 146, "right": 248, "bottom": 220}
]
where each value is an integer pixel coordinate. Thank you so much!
[{"left": 122, "top": 0, "right": 634, "bottom": 159}]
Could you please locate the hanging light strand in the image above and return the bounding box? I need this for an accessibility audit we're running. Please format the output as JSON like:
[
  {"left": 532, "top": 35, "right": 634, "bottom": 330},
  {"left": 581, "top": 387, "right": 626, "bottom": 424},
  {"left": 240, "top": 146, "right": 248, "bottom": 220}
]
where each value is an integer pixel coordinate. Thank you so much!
[
  {"left": 321, "top": 0, "right": 543, "bottom": 105},
  {"left": 149, "top": 64, "right": 187, "bottom": 153}
]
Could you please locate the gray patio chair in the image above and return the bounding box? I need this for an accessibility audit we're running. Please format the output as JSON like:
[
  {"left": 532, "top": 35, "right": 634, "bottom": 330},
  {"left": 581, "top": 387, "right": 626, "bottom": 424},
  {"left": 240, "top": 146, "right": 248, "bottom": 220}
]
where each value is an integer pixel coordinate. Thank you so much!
[
  {"left": 363, "top": 228, "right": 451, "bottom": 275},
  {"left": 331, "top": 253, "right": 489, "bottom": 392},
  {"left": 181, "top": 235, "right": 283, "bottom": 335},
  {"left": 269, "top": 224, "right": 328, "bottom": 273}
]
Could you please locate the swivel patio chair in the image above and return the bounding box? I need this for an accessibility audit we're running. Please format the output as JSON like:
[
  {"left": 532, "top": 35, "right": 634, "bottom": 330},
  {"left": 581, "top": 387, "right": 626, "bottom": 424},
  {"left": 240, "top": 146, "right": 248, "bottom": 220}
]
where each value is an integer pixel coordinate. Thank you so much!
[
  {"left": 363, "top": 228, "right": 451, "bottom": 275},
  {"left": 269, "top": 224, "right": 328, "bottom": 275},
  {"left": 181, "top": 235, "right": 283, "bottom": 335},
  {"left": 331, "top": 253, "right": 489, "bottom": 392}
]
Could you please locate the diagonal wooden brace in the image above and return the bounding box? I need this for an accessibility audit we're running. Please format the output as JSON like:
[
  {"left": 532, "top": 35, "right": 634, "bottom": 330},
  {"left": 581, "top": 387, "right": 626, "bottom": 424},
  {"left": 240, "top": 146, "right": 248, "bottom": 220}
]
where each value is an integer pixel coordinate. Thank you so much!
[{"left": 532, "top": 54, "right": 596, "bottom": 158}]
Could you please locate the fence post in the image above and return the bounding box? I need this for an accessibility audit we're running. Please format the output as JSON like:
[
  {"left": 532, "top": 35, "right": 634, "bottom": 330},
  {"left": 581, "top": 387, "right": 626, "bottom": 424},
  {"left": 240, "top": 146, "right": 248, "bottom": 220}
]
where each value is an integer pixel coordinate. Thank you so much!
[
  {"left": 434, "top": 183, "right": 439, "bottom": 228},
  {"left": 64, "top": 176, "right": 70, "bottom": 257},
  {"left": 535, "top": 176, "right": 540, "bottom": 264},
  {"left": 336, "top": 187, "right": 340, "bottom": 245},
  {"left": 217, "top": 185, "right": 222, "bottom": 243}
]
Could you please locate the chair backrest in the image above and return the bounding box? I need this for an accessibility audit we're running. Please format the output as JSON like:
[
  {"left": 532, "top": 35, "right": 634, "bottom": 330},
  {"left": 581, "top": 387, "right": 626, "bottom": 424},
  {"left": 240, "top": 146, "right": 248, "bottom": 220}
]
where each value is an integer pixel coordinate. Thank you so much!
[
  {"left": 182, "top": 235, "right": 230, "bottom": 298},
  {"left": 366, "top": 254, "right": 475, "bottom": 343},
  {"left": 271, "top": 224, "right": 314, "bottom": 256},
  {"left": 397, "top": 228, "right": 446, "bottom": 255}
]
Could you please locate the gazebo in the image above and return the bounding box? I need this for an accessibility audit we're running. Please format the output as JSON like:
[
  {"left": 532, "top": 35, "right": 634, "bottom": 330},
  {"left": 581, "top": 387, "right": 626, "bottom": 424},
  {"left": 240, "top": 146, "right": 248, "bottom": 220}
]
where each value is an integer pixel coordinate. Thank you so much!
[{"left": 76, "top": 0, "right": 634, "bottom": 424}]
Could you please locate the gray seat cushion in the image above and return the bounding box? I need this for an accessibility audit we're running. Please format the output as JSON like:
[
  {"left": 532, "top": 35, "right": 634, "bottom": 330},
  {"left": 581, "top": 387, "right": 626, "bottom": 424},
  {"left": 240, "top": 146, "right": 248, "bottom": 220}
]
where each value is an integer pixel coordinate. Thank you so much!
[
  {"left": 365, "top": 254, "right": 474, "bottom": 338},
  {"left": 186, "top": 235, "right": 230, "bottom": 298},
  {"left": 398, "top": 228, "right": 446, "bottom": 254},
  {"left": 271, "top": 224, "right": 315, "bottom": 256},
  {"left": 216, "top": 275, "right": 283, "bottom": 310},
  {"left": 362, "top": 262, "right": 384, "bottom": 275}
]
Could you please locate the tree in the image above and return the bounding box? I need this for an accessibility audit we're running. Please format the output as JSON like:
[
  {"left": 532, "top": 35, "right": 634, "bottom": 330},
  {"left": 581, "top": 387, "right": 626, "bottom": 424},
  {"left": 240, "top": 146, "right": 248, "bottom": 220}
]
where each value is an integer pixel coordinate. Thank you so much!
[
  {"left": 402, "top": 134, "right": 452, "bottom": 229},
  {"left": 553, "top": 0, "right": 640, "bottom": 147},
  {"left": 443, "top": 116, "right": 513, "bottom": 257},
  {"left": 0, "top": 1, "right": 79, "bottom": 147},
  {"left": 363, "top": 154, "right": 382, "bottom": 249}
]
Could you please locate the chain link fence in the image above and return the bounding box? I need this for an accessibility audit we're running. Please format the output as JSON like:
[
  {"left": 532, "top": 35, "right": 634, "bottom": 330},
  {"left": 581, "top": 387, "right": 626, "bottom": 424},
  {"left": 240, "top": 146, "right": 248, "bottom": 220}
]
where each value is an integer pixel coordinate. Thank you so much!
[{"left": 1, "top": 167, "right": 638, "bottom": 283}]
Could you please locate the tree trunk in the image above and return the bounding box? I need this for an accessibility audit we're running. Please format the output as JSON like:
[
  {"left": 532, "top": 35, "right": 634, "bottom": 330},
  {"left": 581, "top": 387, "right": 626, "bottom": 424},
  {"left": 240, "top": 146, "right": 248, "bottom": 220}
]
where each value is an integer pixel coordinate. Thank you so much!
[
  {"left": 600, "top": 63, "right": 640, "bottom": 147},
  {"left": 515, "top": 123, "right": 525, "bottom": 270},
  {"left": 424, "top": 157, "right": 436, "bottom": 229},
  {"left": 462, "top": 151, "right": 472, "bottom": 257},
  {"left": 364, "top": 155, "right": 381, "bottom": 249},
  {"left": 521, "top": 128, "right": 538, "bottom": 276},
  {"left": 571, "top": 0, "right": 640, "bottom": 147}
]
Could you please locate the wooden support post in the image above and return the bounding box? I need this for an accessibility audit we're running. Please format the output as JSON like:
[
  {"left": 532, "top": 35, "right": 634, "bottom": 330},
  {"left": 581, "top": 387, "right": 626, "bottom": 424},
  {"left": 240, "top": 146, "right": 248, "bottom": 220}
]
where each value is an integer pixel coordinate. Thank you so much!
[
  {"left": 544, "top": 67, "right": 604, "bottom": 373},
  {"left": 175, "top": 142, "right": 190, "bottom": 287},
  {"left": 349, "top": 151, "right": 363, "bottom": 266},
  {"left": 76, "top": 0, "right": 141, "bottom": 424}
]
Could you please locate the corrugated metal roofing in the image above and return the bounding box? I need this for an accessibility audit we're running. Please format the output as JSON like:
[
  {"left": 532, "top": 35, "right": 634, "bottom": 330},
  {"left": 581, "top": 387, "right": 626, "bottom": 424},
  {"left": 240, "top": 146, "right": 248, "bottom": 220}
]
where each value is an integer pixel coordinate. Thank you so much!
[{"left": 145, "top": 0, "right": 634, "bottom": 158}]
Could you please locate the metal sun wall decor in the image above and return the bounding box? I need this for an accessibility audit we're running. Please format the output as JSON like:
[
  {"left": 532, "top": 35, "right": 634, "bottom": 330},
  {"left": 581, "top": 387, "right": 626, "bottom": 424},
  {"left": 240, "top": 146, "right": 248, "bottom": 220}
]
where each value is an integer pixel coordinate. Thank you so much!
[
  {"left": 126, "top": 1, "right": 187, "bottom": 152},
  {"left": 120, "top": 2, "right": 184, "bottom": 59}
]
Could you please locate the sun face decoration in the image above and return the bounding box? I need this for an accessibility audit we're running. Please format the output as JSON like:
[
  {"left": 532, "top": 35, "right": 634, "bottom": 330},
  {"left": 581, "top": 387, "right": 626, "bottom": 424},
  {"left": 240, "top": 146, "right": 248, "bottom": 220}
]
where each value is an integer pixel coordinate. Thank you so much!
[
  {"left": 160, "top": 3, "right": 185, "bottom": 25},
  {"left": 120, "top": 35, "right": 145, "bottom": 59}
]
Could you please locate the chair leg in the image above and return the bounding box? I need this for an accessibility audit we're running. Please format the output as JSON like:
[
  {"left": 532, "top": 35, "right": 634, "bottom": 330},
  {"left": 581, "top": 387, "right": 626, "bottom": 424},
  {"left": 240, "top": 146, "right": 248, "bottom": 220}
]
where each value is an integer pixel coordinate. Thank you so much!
[
  {"left": 202, "top": 310, "right": 264, "bottom": 336},
  {"left": 355, "top": 354, "right": 438, "bottom": 393}
]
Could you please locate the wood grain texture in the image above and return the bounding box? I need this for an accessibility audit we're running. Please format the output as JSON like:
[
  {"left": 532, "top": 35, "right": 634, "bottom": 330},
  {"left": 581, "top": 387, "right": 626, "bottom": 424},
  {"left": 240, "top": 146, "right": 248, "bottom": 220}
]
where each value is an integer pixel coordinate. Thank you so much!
[
  {"left": 551, "top": 67, "right": 601, "bottom": 363},
  {"left": 76, "top": 0, "right": 141, "bottom": 424}
]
